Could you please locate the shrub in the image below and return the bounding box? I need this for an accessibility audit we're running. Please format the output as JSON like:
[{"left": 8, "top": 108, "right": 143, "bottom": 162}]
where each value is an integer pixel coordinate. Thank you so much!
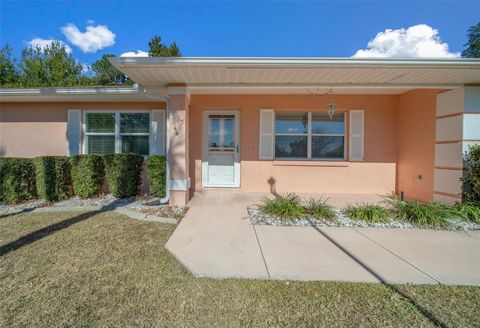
[
  {"left": 305, "top": 197, "right": 336, "bottom": 220},
  {"left": 103, "top": 153, "right": 144, "bottom": 198},
  {"left": 385, "top": 196, "right": 454, "bottom": 228},
  {"left": 34, "top": 156, "right": 73, "bottom": 202},
  {"left": 343, "top": 203, "right": 390, "bottom": 223},
  {"left": 454, "top": 201, "right": 480, "bottom": 224},
  {"left": 462, "top": 145, "right": 480, "bottom": 202},
  {"left": 0, "top": 159, "right": 7, "bottom": 201},
  {"left": 70, "top": 155, "right": 105, "bottom": 198},
  {"left": 0, "top": 158, "right": 37, "bottom": 203},
  {"left": 147, "top": 155, "right": 167, "bottom": 197},
  {"left": 259, "top": 193, "right": 305, "bottom": 219}
]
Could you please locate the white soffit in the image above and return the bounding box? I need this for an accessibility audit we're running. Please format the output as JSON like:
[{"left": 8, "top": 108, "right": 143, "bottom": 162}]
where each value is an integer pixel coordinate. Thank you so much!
[
  {"left": 111, "top": 57, "right": 480, "bottom": 93},
  {"left": 185, "top": 86, "right": 412, "bottom": 95}
]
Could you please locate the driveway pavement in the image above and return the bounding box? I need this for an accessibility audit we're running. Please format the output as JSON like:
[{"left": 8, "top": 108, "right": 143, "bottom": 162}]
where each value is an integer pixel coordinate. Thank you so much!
[{"left": 166, "top": 189, "right": 480, "bottom": 285}]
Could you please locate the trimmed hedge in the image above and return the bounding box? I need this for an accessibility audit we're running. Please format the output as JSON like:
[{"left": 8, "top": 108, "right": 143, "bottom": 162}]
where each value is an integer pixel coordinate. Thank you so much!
[
  {"left": 103, "top": 153, "right": 144, "bottom": 198},
  {"left": 70, "top": 155, "right": 105, "bottom": 198},
  {"left": 34, "top": 156, "right": 73, "bottom": 202},
  {"left": 147, "top": 155, "right": 167, "bottom": 197},
  {"left": 0, "top": 158, "right": 37, "bottom": 203}
]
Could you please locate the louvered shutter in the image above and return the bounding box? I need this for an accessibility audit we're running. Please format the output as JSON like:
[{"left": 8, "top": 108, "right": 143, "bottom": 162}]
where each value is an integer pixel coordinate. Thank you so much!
[
  {"left": 349, "top": 110, "right": 364, "bottom": 161},
  {"left": 67, "top": 109, "right": 81, "bottom": 155},
  {"left": 259, "top": 109, "right": 275, "bottom": 159},
  {"left": 150, "top": 110, "right": 165, "bottom": 155}
]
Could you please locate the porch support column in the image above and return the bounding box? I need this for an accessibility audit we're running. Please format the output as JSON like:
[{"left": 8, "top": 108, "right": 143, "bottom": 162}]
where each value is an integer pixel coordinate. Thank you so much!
[
  {"left": 434, "top": 86, "right": 480, "bottom": 204},
  {"left": 168, "top": 86, "right": 190, "bottom": 206}
]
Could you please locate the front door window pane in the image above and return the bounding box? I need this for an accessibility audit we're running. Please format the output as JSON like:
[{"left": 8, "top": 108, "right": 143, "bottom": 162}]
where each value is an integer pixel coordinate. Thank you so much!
[
  {"left": 209, "top": 118, "right": 220, "bottom": 148},
  {"left": 209, "top": 116, "right": 235, "bottom": 151},
  {"left": 223, "top": 118, "right": 234, "bottom": 148}
]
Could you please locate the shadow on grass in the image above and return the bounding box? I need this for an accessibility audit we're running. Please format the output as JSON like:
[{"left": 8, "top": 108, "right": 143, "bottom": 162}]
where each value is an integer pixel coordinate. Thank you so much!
[
  {"left": 309, "top": 224, "right": 448, "bottom": 328},
  {"left": 0, "top": 207, "right": 36, "bottom": 220},
  {"left": 0, "top": 202, "right": 125, "bottom": 257}
]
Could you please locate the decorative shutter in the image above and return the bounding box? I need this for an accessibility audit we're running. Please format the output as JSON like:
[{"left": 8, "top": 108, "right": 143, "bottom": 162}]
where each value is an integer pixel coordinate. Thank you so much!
[
  {"left": 259, "top": 109, "right": 275, "bottom": 160},
  {"left": 150, "top": 110, "right": 165, "bottom": 155},
  {"left": 349, "top": 110, "right": 364, "bottom": 161},
  {"left": 67, "top": 109, "right": 81, "bottom": 155}
]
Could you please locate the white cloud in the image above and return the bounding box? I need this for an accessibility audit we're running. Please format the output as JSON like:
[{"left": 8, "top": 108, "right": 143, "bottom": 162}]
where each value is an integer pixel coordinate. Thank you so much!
[
  {"left": 27, "top": 38, "right": 72, "bottom": 53},
  {"left": 61, "top": 23, "right": 115, "bottom": 53},
  {"left": 120, "top": 50, "right": 149, "bottom": 57},
  {"left": 353, "top": 24, "right": 459, "bottom": 58}
]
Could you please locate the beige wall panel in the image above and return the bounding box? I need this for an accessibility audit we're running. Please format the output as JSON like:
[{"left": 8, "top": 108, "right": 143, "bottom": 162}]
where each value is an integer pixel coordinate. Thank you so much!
[{"left": 434, "top": 168, "right": 462, "bottom": 196}]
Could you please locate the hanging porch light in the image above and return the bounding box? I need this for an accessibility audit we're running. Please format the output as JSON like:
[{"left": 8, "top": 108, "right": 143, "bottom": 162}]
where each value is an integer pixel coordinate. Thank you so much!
[
  {"left": 326, "top": 89, "right": 336, "bottom": 119},
  {"left": 306, "top": 87, "right": 336, "bottom": 119}
]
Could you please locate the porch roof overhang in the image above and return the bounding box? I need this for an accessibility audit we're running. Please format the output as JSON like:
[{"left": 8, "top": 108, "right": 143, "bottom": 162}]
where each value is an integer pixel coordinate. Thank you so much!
[{"left": 110, "top": 57, "right": 480, "bottom": 95}]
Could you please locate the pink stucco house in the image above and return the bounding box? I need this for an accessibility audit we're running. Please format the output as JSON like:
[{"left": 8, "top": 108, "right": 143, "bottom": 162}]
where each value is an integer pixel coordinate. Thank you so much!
[{"left": 1, "top": 57, "right": 479, "bottom": 205}]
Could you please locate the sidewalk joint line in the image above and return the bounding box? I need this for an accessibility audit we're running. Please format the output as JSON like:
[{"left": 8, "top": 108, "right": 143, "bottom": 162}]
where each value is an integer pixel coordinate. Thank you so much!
[
  {"left": 309, "top": 225, "right": 448, "bottom": 328},
  {"left": 252, "top": 224, "right": 271, "bottom": 279},
  {"left": 351, "top": 227, "right": 441, "bottom": 285}
]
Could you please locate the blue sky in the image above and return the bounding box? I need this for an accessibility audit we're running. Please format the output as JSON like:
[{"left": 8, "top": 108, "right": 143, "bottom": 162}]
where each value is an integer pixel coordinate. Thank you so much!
[{"left": 1, "top": 1, "right": 479, "bottom": 64}]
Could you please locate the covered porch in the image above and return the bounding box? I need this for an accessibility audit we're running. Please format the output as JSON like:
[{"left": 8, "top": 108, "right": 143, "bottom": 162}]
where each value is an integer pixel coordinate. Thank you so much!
[{"left": 110, "top": 57, "right": 480, "bottom": 206}]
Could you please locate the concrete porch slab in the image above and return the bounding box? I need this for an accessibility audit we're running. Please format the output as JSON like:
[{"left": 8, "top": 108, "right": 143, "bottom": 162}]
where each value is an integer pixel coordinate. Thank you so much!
[{"left": 166, "top": 189, "right": 480, "bottom": 285}]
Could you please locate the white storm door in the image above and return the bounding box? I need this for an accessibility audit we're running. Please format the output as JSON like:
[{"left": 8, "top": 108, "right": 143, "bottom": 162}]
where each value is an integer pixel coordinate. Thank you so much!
[{"left": 203, "top": 111, "right": 240, "bottom": 187}]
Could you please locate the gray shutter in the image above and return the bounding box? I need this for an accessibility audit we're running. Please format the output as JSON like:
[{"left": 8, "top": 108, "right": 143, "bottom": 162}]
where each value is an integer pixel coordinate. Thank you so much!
[
  {"left": 259, "top": 109, "right": 275, "bottom": 160},
  {"left": 67, "top": 109, "right": 81, "bottom": 155},
  {"left": 349, "top": 110, "right": 364, "bottom": 161},
  {"left": 150, "top": 110, "right": 165, "bottom": 155}
]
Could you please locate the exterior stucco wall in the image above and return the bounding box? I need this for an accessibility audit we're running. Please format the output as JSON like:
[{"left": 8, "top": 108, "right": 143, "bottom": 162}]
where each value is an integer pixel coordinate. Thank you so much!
[
  {"left": 0, "top": 102, "right": 165, "bottom": 193},
  {"left": 1, "top": 92, "right": 443, "bottom": 199},
  {"left": 397, "top": 90, "right": 441, "bottom": 202},
  {"left": 0, "top": 102, "right": 164, "bottom": 157},
  {"left": 189, "top": 94, "right": 398, "bottom": 195}
]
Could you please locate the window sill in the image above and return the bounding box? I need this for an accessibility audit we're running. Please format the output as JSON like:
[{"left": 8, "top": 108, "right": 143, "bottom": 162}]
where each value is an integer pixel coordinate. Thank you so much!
[{"left": 273, "top": 160, "right": 349, "bottom": 167}]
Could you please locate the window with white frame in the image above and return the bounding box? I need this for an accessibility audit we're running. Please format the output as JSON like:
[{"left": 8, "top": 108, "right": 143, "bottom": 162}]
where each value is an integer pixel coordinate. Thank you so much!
[
  {"left": 274, "top": 111, "right": 345, "bottom": 159},
  {"left": 85, "top": 112, "right": 150, "bottom": 155}
]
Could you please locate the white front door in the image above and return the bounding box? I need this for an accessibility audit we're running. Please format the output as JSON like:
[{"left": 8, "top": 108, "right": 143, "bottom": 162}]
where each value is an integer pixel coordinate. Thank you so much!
[{"left": 202, "top": 111, "right": 240, "bottom": 187}]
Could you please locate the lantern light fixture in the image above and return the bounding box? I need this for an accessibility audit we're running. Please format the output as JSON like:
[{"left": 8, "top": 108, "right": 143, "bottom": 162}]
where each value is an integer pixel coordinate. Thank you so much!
[{"left": 327, "top": 89, "right": 336, "bottom": 119}]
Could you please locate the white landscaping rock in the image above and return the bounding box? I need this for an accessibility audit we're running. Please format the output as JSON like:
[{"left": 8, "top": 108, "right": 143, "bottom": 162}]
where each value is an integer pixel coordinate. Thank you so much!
[{"left": 248, "top": 206, "right": 480, "bottom": 231}]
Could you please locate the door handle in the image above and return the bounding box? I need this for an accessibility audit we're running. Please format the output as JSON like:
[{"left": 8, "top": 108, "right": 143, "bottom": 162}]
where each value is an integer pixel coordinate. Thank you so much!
[{"left": 236, "top": 145, "right": 239, "bottom": 153}]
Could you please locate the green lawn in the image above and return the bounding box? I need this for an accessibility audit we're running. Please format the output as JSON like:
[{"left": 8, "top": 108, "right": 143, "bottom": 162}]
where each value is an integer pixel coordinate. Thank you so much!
[{"left": 1, "top": 211, "right": 479, "bottom": 327}]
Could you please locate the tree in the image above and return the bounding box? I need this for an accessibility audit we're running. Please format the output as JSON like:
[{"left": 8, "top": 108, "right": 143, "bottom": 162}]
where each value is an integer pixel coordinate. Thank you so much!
[
  {"left": 19, "top": 41, "right": 84, "bottom": 87},
  {"left": 0, "top": 44, "right": 21, "bottom": 87},
  {"left": 148, "top": 36, "right": 181, "bottom": 57},
  {"left": 462, "top": 22, "right": 480, "bottom": 58},
  {"left": 92, "top": 54, "right": 131, "bottom": 85}
]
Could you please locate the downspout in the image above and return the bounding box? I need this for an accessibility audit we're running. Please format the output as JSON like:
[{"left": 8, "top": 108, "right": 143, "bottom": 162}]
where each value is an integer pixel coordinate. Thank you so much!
[{"left": 136, "top": 84, "right": 170, "bottom": 204}]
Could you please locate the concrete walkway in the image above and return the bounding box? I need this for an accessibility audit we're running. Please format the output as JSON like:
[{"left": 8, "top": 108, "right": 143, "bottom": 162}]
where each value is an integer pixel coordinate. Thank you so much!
[{"left": 166, "top": 189, "right": 480, "bottom": 285}]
